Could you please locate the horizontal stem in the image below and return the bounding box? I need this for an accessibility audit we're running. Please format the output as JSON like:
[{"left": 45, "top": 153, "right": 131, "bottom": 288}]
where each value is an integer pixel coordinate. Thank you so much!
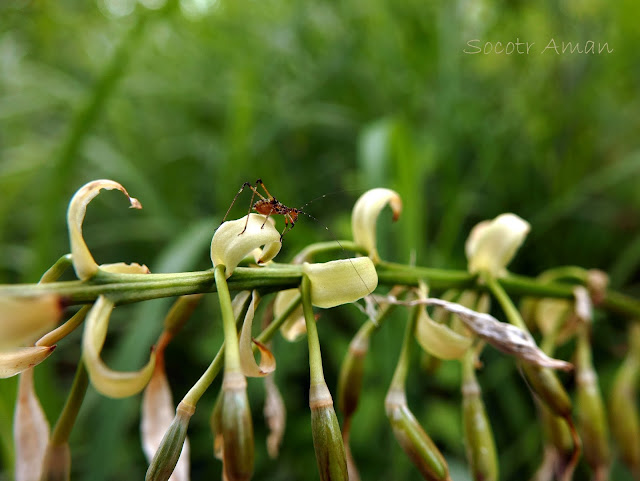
[{"left": 2, "top": 262, "right": 639, "bottom": 319}]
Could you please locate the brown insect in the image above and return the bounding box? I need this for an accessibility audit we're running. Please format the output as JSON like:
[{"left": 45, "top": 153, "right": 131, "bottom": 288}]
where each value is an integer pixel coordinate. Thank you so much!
[
  {"left": 222, "top": 179, "right": 381, "bottom": 313},
  {"left": 222, "top": 179, "right": 302, "bottom": 241}
]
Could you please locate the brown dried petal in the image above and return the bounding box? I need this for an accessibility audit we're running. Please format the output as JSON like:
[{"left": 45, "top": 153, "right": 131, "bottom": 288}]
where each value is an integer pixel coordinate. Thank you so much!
[
  {"left": 13, "top": 368, "right": 50, "bottom": 481},
  {"left": 263, "top": 374, "right": 286, "bottom": 459}
]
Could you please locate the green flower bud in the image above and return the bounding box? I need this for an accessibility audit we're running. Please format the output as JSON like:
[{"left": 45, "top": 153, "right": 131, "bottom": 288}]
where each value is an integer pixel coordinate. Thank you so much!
[
  {"left": 536, "top": 402, "right": 575, "bottom": 465},
  {"left": 221, "top": 372, "right": 254, "bottom": 481},
  {"left": 461, "top": 355, "right": 498, "bottom": 481},
  {"left": 337, "top": 331, "right": 368, "bottom": 420},
  {"left": 309, "top": 383, "right": 348, "bottom": 481},
  {"left": 609, "top": 324, "right": 640, "bottom": 478},
  {"left": 145, "top": 401, "right": 194, "bottom": 481},
  {"left": 385, "top": 389, "right": 451, "bottom": 481},
  {"left": 575, "top": 331, "right": 610, "bottom": 476},
  {"left": 522, "top": 365, "right": 572, "bottom": 418}
]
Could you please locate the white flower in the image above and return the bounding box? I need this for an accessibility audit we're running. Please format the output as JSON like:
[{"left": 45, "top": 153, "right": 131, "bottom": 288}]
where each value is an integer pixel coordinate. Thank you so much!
[
  {"left": 67, "top": 179, "right": 145, "bottom": 280},
  {"left": 465, "top": 213, "right": 530, "bottom": 277},
  {"left": 351, "top": 188, "right": 402, "bottom": 264},
  {"left": 211, "top": 214, "right": 282, "bottom": 278},
  {"left": 302, "top": 257, "right": 378, "bottom": 309}
]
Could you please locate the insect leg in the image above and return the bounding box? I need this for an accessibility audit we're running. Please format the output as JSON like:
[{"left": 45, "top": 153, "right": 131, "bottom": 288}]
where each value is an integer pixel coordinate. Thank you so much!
[
  {"left": 256, "top": 178, "right": 275, "bottom": 200},
  {"left": 222, "top": 182, "right": 252, "bottom": 225}
]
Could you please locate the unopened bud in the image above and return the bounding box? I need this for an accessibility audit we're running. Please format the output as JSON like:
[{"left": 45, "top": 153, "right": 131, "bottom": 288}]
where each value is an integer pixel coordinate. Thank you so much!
[
  {"left": 461, "top": 356, "right": 498, "bottom": 481},
  {"left": 221, "top": 372, "right": 254, "bottom": 481},
  {"left": 145, "top": 402, "right": 194, "bottom": 481},
  {"left": 575, "top": 332, "right": 610, "bottom": 476},
  {"left": 538, "top": 402, "right": 575, "bottom": 464},
  {"left": 337, "top": 331, "right": 369, "bottom": 420},
  {"left": 522, "top": 365, "right": 572, "bottom": 418},
  {"left": 609, "top": 324, "right": 640, "bottom": 477},
  {"left": 385, "top": 389, "right": 451, "bottom": 481},
  {"left": 309, "top": 383, "right": 348, "bottom": 481}
]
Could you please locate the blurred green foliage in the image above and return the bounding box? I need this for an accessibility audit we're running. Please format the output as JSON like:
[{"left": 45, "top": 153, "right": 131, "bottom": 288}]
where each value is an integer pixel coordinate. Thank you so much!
[{"left": 1, "top": 0, "right": 639, "bottom": 479}]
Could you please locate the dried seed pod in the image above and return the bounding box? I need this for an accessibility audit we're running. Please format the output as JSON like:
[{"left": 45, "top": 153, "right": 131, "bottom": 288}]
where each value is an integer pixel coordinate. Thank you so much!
[
  {"left": 461, "top": 353, "right": 498, "bottom": 481},
  {"left": 575, "top": 331, "right": 610, "bottom": 478},
  {"left": 309, "top": 383, "right": 348, "bottom": 481}
]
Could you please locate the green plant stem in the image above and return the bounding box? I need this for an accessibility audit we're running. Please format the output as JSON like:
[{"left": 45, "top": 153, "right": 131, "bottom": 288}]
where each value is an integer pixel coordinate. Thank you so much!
[
  {"left": 482, "top": 273, "right": 528, "bottom": 331},
  {"left": 214, "top": 265, "right": 241, "bottom": 373},
  {"left": 50, "top": 360, "right": 89, "bottom": 445},
  {"left": 2, "top": 264, "right": 640, "bottom": 319},
  {"left": 301, "top": 275, "right": 326, "bottom": 386},
  {"left": 182, "top": 291, "right": 302, "bottom": 407},
  {"left": 389, "top": 306, "right": 420, "bottom": 392}
]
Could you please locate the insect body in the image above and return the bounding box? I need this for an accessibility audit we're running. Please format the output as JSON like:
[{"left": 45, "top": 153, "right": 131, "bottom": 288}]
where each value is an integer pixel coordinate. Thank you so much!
[
  {"left": 222, "top": 179, "right": 381, "bottom": 313},
  {"left": 223, "top": 179, "right": 301, "bottom": 241}
]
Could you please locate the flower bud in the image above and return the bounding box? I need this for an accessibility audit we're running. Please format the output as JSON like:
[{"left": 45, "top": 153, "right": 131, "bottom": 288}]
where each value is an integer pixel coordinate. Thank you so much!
[
  {"left": 461, "top": 356, "right": 498, "bottom": 481},
  {"left": 309, "top": 383, "right": 348, "bottom": 481},
  {"left": 302, "top": 257, "right": 378, "bottom": 309},
  {"left": 465, "top": 213, "right": 530, "bottom": 277},
  {"left": 0, "top": 294, "right": 63, "bottom": 349},
  {"left": 351, "top": 188, "right": 402, "bottom": 263},
  {"left": 522, "top": 365, "right": 572, "bottom": 418},
  {"left": 337, "top": 331, "right": 369, "bottom": 420},
  {"left": 538, "top": 401, "right": 575, "bottom": 468},
  {"left": 141, "top": 353, "right": 190, "bottom": 481},
  {"left": 211, "top": 214, "right": 281, "bottom": 278},
  {"left": 145, "top": 402, "right": 194, "bottom": 481},
  {"left": 221, "top": 371, "right": 254, "bottom": 481},
  {"left": 575, "top": 331, "right": 610, "bottom": 476},
  {"left": 385, "top": 389, "right": 451, "bottom": 481},
  {"left": 609, "top": 324, "right": 640, "bottom": 477}
]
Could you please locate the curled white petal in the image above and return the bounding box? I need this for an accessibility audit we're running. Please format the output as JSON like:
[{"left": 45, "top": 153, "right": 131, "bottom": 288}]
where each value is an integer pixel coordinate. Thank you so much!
[
  {"left": 302, "top": 257, "right": 378, "bottom": 309},
  {"left": 274, "top": 289, "right": 306, "bottom": 342},
  {"left": 465, "top": 213, "right": 530, "bottom": 277},
  {"left": 351, "top": 188, "right": 402, "bottom": 263},
  {"left": 211, "top": 214, "right": 282, "bottom": 278},
  {"left": 414, "top": 283, "right": 471, "bottom": 360},
  {"left": 67, "top": 180, "right": 142, "bottom": 280},
  {"left": 415, "top": 309, "right": 472, "bottom": 360},
  {"left": 239, "top": 291, "right": 276, "bottom": 377},
  {"left": 83, "top": 296, "right": 156, "bottom": 398}
]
